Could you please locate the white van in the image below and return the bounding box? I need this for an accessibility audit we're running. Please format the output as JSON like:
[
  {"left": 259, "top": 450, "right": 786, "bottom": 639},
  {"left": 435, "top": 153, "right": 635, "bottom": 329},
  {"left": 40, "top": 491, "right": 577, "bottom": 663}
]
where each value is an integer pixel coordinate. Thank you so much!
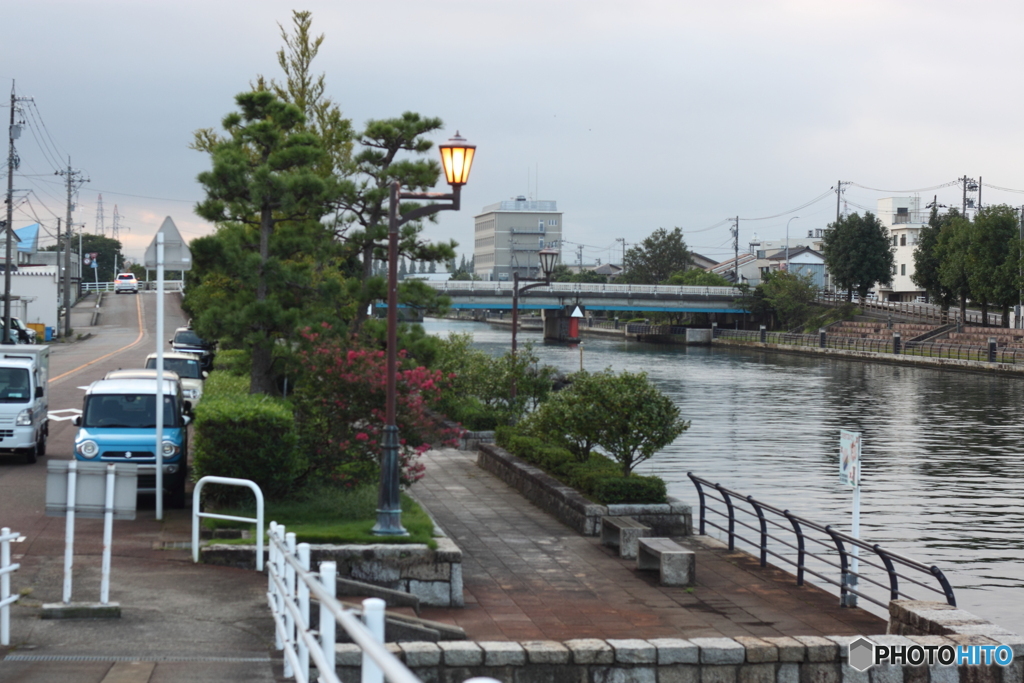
[{"left": 0, "top": 345, "right": 49, "bottom": 463}]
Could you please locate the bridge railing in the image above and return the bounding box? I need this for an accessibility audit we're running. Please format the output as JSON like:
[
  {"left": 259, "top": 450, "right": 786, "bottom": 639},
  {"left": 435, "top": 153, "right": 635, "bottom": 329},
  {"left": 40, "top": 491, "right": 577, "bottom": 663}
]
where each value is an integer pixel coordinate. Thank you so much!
[
  {"left": 432, "top": 281, "right": 742, "bottom": 297},
  {"left": 688, "top": 473, "right": 956, "bottom": 610},
  {"left": 818, "top": 293, "right": 1000, "bottom": 326}
]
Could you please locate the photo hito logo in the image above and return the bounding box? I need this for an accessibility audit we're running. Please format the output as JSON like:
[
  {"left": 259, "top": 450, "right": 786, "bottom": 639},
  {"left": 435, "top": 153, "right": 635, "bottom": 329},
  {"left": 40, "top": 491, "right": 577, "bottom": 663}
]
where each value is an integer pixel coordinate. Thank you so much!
[{"left": 848, "top": 637, "right": 1015, "bottom": 672}]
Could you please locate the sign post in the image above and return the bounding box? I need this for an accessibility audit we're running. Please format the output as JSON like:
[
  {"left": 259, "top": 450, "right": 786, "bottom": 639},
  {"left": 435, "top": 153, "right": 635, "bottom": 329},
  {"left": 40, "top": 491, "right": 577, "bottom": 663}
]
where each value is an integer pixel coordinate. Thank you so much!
[
  {"left": 839, "top": 429, "right": 862, "bottom": 607},
  {"left": 144, "top": 217, "right": 192, "bottom": 520}
]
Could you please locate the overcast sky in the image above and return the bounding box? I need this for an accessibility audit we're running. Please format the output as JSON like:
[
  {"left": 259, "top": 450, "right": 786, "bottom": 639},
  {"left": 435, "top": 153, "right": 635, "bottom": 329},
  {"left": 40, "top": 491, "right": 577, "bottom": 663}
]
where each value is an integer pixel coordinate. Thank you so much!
[{"left": 5, "top": 0, "right": 1024, "bottom": 268}]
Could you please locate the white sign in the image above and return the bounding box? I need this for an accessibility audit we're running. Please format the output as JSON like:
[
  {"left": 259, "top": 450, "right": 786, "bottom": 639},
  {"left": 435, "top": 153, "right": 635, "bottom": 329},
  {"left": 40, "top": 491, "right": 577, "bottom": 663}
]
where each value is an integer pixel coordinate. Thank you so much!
[
  {"left": 144, "top": 216, "right": 193, "bottom": 271},
  {"left": 839, "top": 429, "right": 861, "bottom": 488},
  {"left": 571, "top": 305, "right": 585, "bottom": 318}
]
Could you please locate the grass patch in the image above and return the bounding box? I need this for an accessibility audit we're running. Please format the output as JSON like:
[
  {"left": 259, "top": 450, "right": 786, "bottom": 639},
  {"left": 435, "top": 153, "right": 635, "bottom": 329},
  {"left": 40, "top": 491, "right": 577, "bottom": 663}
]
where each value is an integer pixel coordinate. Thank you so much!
[{"left": 202, "top": 484, "right": 437, "bottom": 548}]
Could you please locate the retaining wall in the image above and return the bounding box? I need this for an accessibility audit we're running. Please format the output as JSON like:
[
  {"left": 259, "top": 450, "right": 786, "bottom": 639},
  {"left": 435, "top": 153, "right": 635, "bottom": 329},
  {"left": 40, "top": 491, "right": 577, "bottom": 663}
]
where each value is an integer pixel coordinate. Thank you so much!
[
  {"left": 331, "top": 601, "right": 1022, "bottom": 682},
  {"left": 477, "top": 443, "right": 691, "bottom": 536}
]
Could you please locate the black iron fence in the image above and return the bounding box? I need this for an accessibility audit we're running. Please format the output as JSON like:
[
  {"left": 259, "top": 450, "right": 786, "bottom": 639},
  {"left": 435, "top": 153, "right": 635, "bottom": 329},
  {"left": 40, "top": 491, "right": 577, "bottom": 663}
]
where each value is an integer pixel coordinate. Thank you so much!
[{"left": 688, "top": 473, "right": 956, "bottom": 610}]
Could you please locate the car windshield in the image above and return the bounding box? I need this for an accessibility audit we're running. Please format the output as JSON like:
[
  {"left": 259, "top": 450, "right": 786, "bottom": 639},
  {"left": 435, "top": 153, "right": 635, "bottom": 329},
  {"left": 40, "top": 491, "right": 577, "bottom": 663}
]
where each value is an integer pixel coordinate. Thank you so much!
[
  {"left": 174, "top": 330, "right": 206, "bottom": 347},
  {"left": 83, "top": 393, "right": 179, "bottom": 428},
  {"left": 146, "top": 357, "right": 201, "bottom": 379},
  {"left": 0, "top": 368, "right": 31, "bottom": 403},
  {"left": 117, "top": 275, "right": 134, "bottom": 281}
]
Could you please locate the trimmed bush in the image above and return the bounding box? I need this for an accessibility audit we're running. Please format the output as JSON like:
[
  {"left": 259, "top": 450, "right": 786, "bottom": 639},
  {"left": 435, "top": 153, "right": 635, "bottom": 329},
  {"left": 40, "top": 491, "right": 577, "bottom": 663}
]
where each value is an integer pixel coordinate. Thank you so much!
[
  {"left": 192, "top": 372, "right": 305, "bottom": 505},
  {"left": 590, "top": 475, "right": 667, "bottom": 505}
]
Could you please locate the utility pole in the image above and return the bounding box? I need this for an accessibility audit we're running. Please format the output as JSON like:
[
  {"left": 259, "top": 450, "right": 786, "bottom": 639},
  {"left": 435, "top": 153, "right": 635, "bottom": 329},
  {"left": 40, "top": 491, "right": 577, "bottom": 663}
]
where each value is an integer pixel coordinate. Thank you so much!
[
  {"left": 616, "top": 237, "right": 626, "bottom": 269},
  {"left": 732, "top": 217, "right": 739, "bottom": 283},
  {"left": 5, "top": 83, "right": 32, "bottom": 343},
  {"left": 57, "top": 159, "right": 88, "bottom": 339},
  {"left": 835, "top": 180, "right": 844, "bottom": 224},
  {"left": 962, "top": 176, "right": 967, "bottom": 216}
]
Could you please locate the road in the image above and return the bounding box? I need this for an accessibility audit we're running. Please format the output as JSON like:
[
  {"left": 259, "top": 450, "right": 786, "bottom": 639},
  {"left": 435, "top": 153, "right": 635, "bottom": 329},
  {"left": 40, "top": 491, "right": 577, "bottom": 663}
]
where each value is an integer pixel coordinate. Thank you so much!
[{"left": 0, "top": 292, "right": 281, "bottom": 683}]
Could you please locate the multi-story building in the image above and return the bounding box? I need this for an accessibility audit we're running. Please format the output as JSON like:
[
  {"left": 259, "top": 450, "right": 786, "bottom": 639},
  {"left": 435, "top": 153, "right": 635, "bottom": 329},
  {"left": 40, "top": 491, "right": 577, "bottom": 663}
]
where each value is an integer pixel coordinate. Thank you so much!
[
  {"left": 474, "top": 196, "right": 562, "bottom": 280},
  {"left": 876, "top": 197, "right": 927, "bottom": 302}
]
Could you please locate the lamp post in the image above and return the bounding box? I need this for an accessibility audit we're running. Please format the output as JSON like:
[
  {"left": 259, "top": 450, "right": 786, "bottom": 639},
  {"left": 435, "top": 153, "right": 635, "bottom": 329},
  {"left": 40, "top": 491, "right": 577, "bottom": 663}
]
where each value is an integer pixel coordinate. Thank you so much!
[
  {"left": 510, "top": 247, "right": 559, "bottom": 399},
  {"left": 373, "top": 132, "right": 476, "bottom": 537},
  {"left": 785, "top": 216, "right": 800, "bottom": 272}
]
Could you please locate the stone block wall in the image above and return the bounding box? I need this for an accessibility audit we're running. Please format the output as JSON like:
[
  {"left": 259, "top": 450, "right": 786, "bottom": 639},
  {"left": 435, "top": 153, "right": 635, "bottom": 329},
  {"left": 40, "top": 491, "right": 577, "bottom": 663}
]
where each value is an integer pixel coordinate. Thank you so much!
[
  {"left": 477, "top": 443, "right": 692, "bottom": 536},
  {"left": 201, "top": 537, "right": 464, "bottom": 607},
  {"left": 330, "top": 603, "right": 1022, "bottom": 683}
]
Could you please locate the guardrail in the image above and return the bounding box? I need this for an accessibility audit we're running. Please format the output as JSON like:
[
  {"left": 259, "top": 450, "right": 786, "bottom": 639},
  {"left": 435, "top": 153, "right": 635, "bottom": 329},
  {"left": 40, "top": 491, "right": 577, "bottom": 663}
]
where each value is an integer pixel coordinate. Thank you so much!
[
  {"left": 687, "top": 474, "right": 956, "bottom": 610},
  {"left": 818, "top": 293, "right": 1001, "bottom": 326},
  {"left": 431, "top": 280, "right": 741, "bottom": 297},
  {"left": 267, "top": 522, "right": 498, "bottom": 683},
  {"left": 192, "top": 476, "right": 264, "bottom": 571},
  {"left": 81, "top": 280, "right": 185, "bottom": 293},
  {"left": 1, "top": 526, "right": 21, "bottom": 646}
]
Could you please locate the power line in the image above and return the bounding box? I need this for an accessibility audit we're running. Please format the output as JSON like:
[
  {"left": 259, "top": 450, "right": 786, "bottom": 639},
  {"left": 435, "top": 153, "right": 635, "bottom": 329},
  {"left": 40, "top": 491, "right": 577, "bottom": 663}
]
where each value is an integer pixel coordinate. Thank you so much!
[
  {"left": 738, "top": 189, "right": 836, "bottom": 221},
  {"left": 848, "top": 180, "right": 959, "bottom": 193}
]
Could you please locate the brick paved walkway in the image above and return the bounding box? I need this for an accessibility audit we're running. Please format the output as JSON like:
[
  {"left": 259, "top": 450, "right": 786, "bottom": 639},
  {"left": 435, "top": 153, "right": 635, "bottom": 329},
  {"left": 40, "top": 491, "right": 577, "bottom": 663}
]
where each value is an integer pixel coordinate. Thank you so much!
[{"left": 414, "top": 448, "right": 885, "bottom": 641}]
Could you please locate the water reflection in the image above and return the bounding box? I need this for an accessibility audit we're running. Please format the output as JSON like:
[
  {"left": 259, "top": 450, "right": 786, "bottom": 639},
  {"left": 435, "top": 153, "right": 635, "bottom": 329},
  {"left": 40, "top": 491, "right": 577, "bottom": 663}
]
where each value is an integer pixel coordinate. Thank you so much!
[{"left": 425, "top": 318, "right": 1024, "bottom": 633}]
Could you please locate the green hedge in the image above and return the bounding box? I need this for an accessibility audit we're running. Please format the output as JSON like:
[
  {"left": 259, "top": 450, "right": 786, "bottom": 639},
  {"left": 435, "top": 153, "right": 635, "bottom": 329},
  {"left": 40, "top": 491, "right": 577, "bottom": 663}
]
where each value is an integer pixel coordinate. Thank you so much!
[
  {"left": 495, "top": 427, "right": 667, "bottom": 505},
  {"left": 212, "top": 349, "right": 249, "bottom": 376},
  {"left": 192, "top": 371, "right": 305, "bottom": 505}
]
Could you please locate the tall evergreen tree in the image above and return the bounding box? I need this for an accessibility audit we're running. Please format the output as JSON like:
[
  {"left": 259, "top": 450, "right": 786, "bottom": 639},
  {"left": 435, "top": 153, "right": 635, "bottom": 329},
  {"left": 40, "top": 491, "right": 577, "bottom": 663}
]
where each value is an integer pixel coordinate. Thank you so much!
[
  {"left": 912, "top": 206, "right": 957, "bottom": 316},
  {"left": 619, "top": 227, "right": 691, "bottom": 284},
  {"left": 936, "top": 211, "right": 973, "bottom": 321},
  {"left": 970, "top": 205, "right": 1020, "bottom": 326},
  {"left": 194, "top": 91, "right": 339, "bottom": 394}
]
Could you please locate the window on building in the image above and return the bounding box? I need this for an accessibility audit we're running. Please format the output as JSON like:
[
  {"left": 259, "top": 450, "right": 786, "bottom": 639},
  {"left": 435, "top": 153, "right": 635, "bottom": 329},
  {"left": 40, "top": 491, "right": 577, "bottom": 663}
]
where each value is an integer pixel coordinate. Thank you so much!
[
  {"left": 893, "top": 235, "right": 898, "bottom": 246},
  {"left": 901, "top": 264, "right": 906, "bottom": 276},
  {"left": 900, "top": 234, "right": 906, "bottom": 246},
  {"left": 895, "top": 207, "right": 910, "bottom": 224}
]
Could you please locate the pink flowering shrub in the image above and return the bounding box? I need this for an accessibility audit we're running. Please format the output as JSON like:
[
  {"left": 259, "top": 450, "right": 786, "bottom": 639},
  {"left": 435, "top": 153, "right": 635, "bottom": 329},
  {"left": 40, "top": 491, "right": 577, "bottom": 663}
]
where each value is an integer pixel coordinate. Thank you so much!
[{"left": 293, "top": 327, "right": 456, "bottom": 489}]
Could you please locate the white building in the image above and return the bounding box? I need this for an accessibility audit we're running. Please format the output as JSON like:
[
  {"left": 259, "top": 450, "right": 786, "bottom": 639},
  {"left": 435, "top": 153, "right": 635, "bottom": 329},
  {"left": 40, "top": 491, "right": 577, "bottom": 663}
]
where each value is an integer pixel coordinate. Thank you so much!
[
  {"left": 473, "top": 197, "right": 562, "bottom": 280},
  {"left": 876, "top": 197, "right": 927, "bottom": 302}
]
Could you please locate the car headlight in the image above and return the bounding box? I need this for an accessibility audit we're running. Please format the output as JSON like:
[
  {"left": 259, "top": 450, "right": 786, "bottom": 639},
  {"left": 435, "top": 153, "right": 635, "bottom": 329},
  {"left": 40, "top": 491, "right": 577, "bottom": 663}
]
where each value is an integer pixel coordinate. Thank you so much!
[
  {"left": 16, "top": 409, "right": 32, "bottom": 426},
  {"left": 78, "top": 440, "right": 99, "bottom": 458},
  {"left": 161, "top": 440, "right": 179, "bottom": 457}
]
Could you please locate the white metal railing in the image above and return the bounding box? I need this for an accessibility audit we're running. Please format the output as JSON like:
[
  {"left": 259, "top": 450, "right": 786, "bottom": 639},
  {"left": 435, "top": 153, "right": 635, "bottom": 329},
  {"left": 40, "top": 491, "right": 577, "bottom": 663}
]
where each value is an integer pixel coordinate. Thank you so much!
[
  {"left": 192, "top": 476, "right": 264, "bottom": 571},
  {"left": 1, "top": 527, "right": 22, "bottom": 646},
  {"left": 431, "top": 280, "right": 741, "bottom": 297},
  {"left": 268, "top": 522, "right": 498, "bottom": 683},
  {"left": 81, "top": 280, "right": 185, "bottom": 293}
]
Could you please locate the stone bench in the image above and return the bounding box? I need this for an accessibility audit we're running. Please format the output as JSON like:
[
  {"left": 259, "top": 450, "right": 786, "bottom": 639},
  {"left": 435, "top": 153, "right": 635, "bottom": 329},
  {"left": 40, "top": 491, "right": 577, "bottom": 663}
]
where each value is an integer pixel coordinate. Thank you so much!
[
  {"left": 637, "top": 537, "right": 695, "bottom": 586},
  {"left": 600, "top": 515, "right": 651, "bottom": 559}
]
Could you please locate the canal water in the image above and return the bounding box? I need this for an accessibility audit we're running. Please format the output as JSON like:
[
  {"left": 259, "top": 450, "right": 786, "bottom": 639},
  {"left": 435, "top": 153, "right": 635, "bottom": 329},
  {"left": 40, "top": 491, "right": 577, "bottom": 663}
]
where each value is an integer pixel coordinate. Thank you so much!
[{"left": 424, "top": 318, "right": 1024, "bottom": 634}]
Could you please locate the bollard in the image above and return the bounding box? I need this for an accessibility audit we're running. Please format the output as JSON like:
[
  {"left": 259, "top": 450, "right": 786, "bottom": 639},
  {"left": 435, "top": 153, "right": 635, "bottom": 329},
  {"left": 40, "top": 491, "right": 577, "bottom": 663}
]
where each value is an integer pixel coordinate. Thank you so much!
[
  {"left": 759, "top": 325, "right": 766, "bottom": 343},
  {"left": 362, "top": 598, "right": 386, "bottom": 683},
  {"left": 989, "top": 337, "right": 997, "bottom": 363},
  {"left": 893, "top": 333, "right": 901, "bottom": 355},
  {"left": 819, "top": 328, "right": 826, "bottom": 348}
]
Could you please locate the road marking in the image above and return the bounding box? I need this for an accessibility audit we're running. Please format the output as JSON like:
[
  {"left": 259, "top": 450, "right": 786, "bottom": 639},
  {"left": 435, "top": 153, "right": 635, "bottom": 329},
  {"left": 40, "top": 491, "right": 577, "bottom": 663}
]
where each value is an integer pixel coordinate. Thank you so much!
[
  {"left": 99, "top": 661, "right": 157, "bottom": 683},
  {"left": 48, "top": 408, "right": 82, "bottom": 421},
  {"left": 49, "top": 293, "right": 146, "bottom": 384}
]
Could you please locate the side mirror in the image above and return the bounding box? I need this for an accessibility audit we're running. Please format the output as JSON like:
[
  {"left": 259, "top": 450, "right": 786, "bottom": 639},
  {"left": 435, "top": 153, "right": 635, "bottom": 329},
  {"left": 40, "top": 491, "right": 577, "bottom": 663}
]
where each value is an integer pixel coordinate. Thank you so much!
[
  {"left": 35, "top": 386, "right": 43, "bottom": 399},
  {"left": 168, "top": 339, "right": 174, "bottom": 345},
  {"left": 182, "top": 415, "right": 192, "bottom": 426},
  {"left": 202, "top": 371, "right": 209, "bottom": 379},
  {"left": 74, "top": 415, "right": 82, "bottom": 426}
]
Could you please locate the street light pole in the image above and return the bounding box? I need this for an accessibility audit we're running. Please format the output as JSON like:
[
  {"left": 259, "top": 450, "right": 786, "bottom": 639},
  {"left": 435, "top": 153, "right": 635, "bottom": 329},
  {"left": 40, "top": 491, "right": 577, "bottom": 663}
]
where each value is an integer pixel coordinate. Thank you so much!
[
  {"left": 374, "top": 133, "right": 475, "bottom": 537},
  {"left": 510, "top": 248, "right": 558, "bottom": 400},
  {"left": 785, "top": 216, "right": 800, "bottom": 272}
]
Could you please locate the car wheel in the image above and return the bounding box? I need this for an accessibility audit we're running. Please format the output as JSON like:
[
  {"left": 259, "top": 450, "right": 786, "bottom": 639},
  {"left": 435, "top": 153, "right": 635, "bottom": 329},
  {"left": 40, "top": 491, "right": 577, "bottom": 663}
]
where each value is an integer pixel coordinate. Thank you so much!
[
  {"left": 24, "top": 443, "right": 37, "bottom": 465},
  {"left": 37, "top": 435, "right": 46, "bottom": 457}
]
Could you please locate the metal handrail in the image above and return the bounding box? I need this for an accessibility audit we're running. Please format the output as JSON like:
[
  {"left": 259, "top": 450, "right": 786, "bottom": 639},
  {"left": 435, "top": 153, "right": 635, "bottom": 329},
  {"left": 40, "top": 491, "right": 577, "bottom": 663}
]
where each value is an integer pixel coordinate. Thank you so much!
[
  {"left": 687, "top": 473, "right": 956, "bottom": 609},
  {"left": 1, "top": 526, "right": 22, "bottom": 646},
  {"left": 192, "top": 476, "right": 265, "bottom": 571},
  {"left": 267, "top": 523, "right": 498, "bottom": 683}
]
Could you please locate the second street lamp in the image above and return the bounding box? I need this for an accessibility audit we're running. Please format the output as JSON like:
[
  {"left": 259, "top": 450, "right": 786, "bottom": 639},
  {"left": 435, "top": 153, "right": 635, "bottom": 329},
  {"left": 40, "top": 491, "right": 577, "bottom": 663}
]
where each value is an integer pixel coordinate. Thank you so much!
[
  {"left": 374, "top": 132, "right": 476, "bottom": 537},
  {"left": 510, "top": 247, "right": 559, "bottom": 400}
]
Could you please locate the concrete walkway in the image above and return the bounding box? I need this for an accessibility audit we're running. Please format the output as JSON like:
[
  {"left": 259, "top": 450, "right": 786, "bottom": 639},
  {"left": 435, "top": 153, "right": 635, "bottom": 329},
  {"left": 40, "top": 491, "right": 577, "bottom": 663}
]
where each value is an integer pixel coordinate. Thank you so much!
[{"left": 414, "top": 448, "right": 886, "bottom": 641}]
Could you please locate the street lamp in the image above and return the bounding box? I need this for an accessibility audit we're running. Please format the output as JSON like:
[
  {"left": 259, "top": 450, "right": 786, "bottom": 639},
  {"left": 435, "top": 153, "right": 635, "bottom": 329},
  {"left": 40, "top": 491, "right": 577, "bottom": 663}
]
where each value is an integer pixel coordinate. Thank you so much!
[
  {"left": 373, "top": 132, "right": 476, "bottom": 537},
  {"left": 510, "top": 247, "right": 559, "bottom": 399},
  {"left": 785, "top": 216, "right": 800, "bottom": 272}
]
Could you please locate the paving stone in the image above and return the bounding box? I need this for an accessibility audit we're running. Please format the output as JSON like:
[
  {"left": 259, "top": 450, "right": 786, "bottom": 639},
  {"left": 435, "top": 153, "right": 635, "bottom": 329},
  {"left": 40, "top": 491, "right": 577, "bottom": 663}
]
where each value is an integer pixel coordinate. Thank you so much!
[
  {"left": 649, "top": 638, "right": 700, "bottom": 664},
  {"left": 840, "top": 663, "right": 870, "bottom": 683},
  {"left": 702, "top": 664, "right": 740, "bottom": 683},
  {"left": 736, "top": 636, "right": 780, "bottom": 663},
  {"left": 660, "top": 664, "right": 701, "bottom": 683},
  {"left": 438, "top": 641, "right": 483, "bottom": 667},
  {"left": 692, "top": 638, "right": 752, "bottom": 665},
  {"left": 801, "top": 663, "right": 841, "bottom": 683},
  {"left": 607, "top": 638, "right": 657, "bottom": 664},
  {"left": 565, "top": 638, "right": 614, "bottom": 665},
  {"left": 739, "top": 663, "right": 777, "bottom": 683},
  {"left": 796, "top": 636, "right": 839, "bottom": 662},
  {"left": 479, "top": 640, "right": 526, "bottom": 666},
  {"left": 399, "top": 641, "right": 441, "bottom": 667},
  {"left": 522, "top": 640, "right": 570, "bottom": 664},
  {"left": 591, "top": 666, "right": 657, "bottom": 683},
  {"left": 764, "top": 637, "right": 808, "bottom": 663},
  {"left": 777, "top": 663, "right": 800, "bottom": 683}
]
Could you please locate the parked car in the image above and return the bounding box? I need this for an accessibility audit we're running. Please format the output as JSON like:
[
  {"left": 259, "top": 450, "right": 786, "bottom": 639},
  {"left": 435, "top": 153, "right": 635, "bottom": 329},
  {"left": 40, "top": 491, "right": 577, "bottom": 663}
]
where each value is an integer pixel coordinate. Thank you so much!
[
  {"left": 0, "top": 345, "right": 49, "bottom": 463},
  {"left": 1, "top": 318, "right": 36, "bottom": 344},
  {"left": 144, "top": 352, "right": 206, "bottom": 409},
  {"left": 170, "top": 327, "right": 215, "bottom": 371},
  {"left": 114, "top": 272, "right": 139, "bottom": 294},
  {"left": 74, "top": 377, "right": 190, "bottom": 508}
]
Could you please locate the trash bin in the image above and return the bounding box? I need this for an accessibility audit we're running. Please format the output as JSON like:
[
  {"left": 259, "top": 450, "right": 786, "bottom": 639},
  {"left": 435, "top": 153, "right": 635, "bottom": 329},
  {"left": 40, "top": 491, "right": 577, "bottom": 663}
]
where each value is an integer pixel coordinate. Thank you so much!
[
  {"left": 27, "top": 323, "right": 44, "bottom": 340},
  {"left": 45, "top": 327, "right": 54, "bottom": 342}
]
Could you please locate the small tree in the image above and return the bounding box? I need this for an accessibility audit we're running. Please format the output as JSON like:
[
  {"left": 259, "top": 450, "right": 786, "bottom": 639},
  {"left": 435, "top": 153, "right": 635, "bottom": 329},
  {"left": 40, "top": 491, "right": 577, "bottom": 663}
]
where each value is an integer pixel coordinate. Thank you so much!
[
  {"left": 822, "top": 212, "right": 894, "bottom": 300},
  {"left": 620, "top": 227, "right": 692, "bottom": 284}
]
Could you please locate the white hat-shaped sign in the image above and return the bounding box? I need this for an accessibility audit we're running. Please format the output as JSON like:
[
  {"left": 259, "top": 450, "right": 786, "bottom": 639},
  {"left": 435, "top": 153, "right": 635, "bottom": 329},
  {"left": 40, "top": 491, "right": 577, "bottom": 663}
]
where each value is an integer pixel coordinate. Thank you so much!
[{"left": 144, "top": 216, "right": 193, "bottom": 270}]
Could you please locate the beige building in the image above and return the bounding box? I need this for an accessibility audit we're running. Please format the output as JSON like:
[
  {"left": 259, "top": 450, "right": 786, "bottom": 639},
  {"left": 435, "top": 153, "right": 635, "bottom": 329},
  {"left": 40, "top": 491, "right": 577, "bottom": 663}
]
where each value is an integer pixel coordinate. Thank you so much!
[
  {"left": 876, "top": 197, "right": 927, "bottom": 302},
  {"left": 474, "top": 197, "right": 563, "bottom": 280}
]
